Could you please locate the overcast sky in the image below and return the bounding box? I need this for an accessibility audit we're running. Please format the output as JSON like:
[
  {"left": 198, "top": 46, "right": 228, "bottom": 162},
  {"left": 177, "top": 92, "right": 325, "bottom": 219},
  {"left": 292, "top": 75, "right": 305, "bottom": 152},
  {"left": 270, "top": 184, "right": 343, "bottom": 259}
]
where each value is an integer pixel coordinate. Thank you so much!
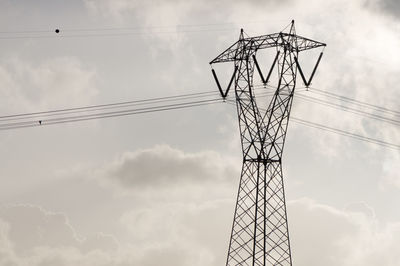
[{"left": 0, "top": 0, "right": 399, "bottom": 265}]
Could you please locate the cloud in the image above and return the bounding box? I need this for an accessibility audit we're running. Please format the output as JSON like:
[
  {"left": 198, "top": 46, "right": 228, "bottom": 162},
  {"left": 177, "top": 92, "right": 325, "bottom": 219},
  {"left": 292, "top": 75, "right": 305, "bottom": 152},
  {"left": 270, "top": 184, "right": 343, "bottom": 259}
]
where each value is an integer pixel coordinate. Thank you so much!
[
  {"left": 83, "top": 0, "right": 287, "bottom": 22},
  {"left": 82, "top": 0, "right": 290, "bottom": 52},
  {"left": 85, "top": 144, "right": 400, "bottom": 265},
  {"left": 381, "top": 150, "right": 400, "bottom": 188},
  {"left": 0, "top": 57, "right": 98, "bottom": 114},
  {"left": 0, "top": 205, "right": 80, "bottom": 256},
  {"left": 83, "top": 0, "right": 192, "bottom": 31},
  {"left": 0, "top": 201, "right": 230, "bottom": 266},
  {"left": 380, "top": 0, "right": 400, "bottom": 16},
  {"left": 365, "top": 0, "right": 400, "bottom": 17},
  {"left": 1, "top": 199, "right": 400, "bottom": 266},
  {"left": 0, "top": 205, "right": 118, "bottom": 256},
  {"left": 0, "top": 0, "right": 399, "bottom": 265},
  {"left": 119, "top": 197, "right": 400, "bottom": 266},
  {"left": 120, "top": 200, "right": 232, "bottom": 266},
  {"left": 0, "top": 204, "right": 123, "bottom": 266},
  {"left": 99, "top": 145, "right": 239, "bottom": 190},
  {"left": 81, "top": 0, "right": 399, "bottom": 163},
  {"left": 289, "top": 198, "right": 400, "bottom": 266}
]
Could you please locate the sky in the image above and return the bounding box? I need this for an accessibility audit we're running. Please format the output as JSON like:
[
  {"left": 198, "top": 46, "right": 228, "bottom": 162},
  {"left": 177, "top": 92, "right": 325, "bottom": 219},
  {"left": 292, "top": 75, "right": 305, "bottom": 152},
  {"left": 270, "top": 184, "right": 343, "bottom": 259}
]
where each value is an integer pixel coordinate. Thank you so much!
[{"left": 0, "top": 0, "right": 399, "bottom": 265}]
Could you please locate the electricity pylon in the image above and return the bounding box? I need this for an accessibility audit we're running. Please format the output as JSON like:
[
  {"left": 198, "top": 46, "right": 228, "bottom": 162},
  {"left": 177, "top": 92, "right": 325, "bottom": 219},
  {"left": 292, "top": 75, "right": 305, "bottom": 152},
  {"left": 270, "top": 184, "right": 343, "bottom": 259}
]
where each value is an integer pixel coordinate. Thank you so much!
[{"left": 210, "top": 21, "right": 326, "bottom": 266}]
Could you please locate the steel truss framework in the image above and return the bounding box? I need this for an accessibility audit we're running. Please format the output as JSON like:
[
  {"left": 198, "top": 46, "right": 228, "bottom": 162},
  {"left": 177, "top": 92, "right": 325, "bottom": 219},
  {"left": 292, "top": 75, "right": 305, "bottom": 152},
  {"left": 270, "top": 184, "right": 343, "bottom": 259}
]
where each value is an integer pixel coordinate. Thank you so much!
[{"left": 210, "top": 21, "right": 326, "bottom": 266}]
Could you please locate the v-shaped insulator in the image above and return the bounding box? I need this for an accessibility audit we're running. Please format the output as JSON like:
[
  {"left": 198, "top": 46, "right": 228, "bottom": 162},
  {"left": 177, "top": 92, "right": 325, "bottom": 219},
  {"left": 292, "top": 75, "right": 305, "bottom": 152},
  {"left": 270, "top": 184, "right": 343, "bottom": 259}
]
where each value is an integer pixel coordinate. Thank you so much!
[
  {"left": 294, "top": 52, "right": 324, "bottom": 87},
  {"left": 211, "top": 66, "right": 238, "bottom": 99},
  {"left": 252, "top": 51, "right": 280, "bottom": 85}
]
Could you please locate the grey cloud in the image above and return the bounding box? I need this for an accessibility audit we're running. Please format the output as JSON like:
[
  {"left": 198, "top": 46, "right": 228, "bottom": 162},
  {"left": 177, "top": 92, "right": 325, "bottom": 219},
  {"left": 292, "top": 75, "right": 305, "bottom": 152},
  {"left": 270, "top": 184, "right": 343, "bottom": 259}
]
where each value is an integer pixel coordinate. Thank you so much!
[
  {"left": 1, "top": 0, "right": 400, "bottom": 265},
  {"left": 103, "top": 145, "right": 238, "bottom": 189},
  {"left": 83, "top": 0, "right": 288, "bottom": 26},
  {"left": 364, "top": 0, "right": 400, "bottom": 17},
  {"left": 377, "top": 0, "right": 400, "bottom": 17}
]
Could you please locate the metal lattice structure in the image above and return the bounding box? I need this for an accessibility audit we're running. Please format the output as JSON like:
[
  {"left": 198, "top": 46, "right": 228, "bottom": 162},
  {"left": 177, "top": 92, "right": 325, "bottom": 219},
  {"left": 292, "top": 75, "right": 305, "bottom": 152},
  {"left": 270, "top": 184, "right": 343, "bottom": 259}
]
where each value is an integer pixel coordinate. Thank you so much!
[{"left": 210, "top": 21, "right": 326, "bottom": 266}]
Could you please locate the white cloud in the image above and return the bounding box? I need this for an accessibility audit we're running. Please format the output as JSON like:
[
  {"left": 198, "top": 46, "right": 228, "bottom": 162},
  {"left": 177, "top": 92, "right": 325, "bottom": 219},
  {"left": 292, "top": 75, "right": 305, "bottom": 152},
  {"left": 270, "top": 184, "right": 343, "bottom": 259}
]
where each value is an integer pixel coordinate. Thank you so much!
[
  {"left": 0, "top": 202, "right": 229, "bottom": 266},
  {"left": 0, "top": 205, "right": 118, "bottom": 254},
  {"left": 381, "top": 150, "right": 400, "bottom": 188},
  {"left": 116, "top": 197, "right": 400, "bottom": 266},
  {"left": 289, "top": 198, "right": 400, "bottom": 266},
  {"left": 1, "top": 199, "right": 400, "bottom": 266},
  {"left": 0, "top": 204, "right": 122, "bottom": 266},
  {"left": 0, "top": 205, "right": 79, "bottom": 256}
]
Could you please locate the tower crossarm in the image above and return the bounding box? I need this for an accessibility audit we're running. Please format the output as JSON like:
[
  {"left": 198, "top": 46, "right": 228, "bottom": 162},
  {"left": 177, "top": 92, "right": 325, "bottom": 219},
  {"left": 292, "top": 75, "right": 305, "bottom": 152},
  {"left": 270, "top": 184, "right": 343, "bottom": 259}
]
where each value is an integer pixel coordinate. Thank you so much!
[{"left": 210, "top": 33, "right": 325, "bottom": 64}]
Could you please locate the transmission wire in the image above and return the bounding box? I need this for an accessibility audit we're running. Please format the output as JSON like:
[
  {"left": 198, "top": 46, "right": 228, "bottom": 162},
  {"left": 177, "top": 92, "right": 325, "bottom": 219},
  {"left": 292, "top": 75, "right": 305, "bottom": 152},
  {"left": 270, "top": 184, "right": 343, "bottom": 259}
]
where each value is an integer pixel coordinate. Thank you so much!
[
  {"left": 0, "top": 91, "right": 218, "bottom": 122},
  {"left": 308, "top": 87, "right": 400, "bottom": 115},
  {"left": 224, "top": 99, "right": 400, "bottom": 150},
  {"left": 0, "top": 90, "right": 217, "bottom": 120},
  {"left": 0, "top": 98, "right": 221, "bottom": 130},
  {"left": 295, "top": 93, "right": 400, "bottom": 127}
]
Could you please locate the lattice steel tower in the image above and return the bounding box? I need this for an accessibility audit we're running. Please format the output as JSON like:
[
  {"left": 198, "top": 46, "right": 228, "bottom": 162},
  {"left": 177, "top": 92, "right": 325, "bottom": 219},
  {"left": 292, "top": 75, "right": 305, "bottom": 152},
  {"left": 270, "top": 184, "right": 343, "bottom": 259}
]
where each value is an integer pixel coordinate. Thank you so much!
[{"left": 210, "top": 21, "right": 326, "bottom": 266}]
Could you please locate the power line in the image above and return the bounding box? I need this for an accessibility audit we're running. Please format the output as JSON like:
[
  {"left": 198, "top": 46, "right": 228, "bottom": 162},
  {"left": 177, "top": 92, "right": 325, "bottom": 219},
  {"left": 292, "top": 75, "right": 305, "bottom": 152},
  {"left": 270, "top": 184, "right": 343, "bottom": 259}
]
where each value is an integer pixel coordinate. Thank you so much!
[
  {"left": 0, "top": 19, "right": 287, "bottom": 35},
  {"left": 224, "top": 99, "right": 400, "bottom": 150},
  {"left": 0, "top": 19, "right": 298, "bottom": 40},
  {"left": 308, "top": 87, "right": 400, "bottom": 116},
  {"left": 0, "top": 27, "right": 239, "bottom": 40},
  {"left": 1, "top": 92, "right": 218, "bottom": 123},
  {"left": 0, "top": 24, "right": 231, "bottom": 34},
  {"left": 295, "top": 93, "right": 400, "bottom": 127},
  {"left": 0, "top": 90, "right": 217, "bottom": 121},
  {"left": 1, "top": 88, "right": 399, "bottom": 150},
  {"left": 290, "top": 117, "right": 400, "bottom": 150},
  {"left": 0, "top": 21, "right": 268, "bottom": 40},
  {"left": 254, "top": 84, "right": 400, "bottom": 117},
  {"left": 0, "top": 98, "right": 221, "bottom": 130},
  {"left": 0, "top": 90, "right": 274, "bottom": 126},
  {"left": 252, "top": 83, "right": 400, "bottom": 127}
]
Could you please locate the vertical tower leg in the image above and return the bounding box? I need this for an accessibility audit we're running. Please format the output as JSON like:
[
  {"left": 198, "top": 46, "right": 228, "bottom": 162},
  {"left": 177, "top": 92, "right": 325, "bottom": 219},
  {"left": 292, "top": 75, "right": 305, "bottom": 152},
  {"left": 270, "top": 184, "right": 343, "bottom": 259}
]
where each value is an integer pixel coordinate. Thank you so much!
[{"left": 226, "top": 160, "right": 292, "bottom": 266}]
